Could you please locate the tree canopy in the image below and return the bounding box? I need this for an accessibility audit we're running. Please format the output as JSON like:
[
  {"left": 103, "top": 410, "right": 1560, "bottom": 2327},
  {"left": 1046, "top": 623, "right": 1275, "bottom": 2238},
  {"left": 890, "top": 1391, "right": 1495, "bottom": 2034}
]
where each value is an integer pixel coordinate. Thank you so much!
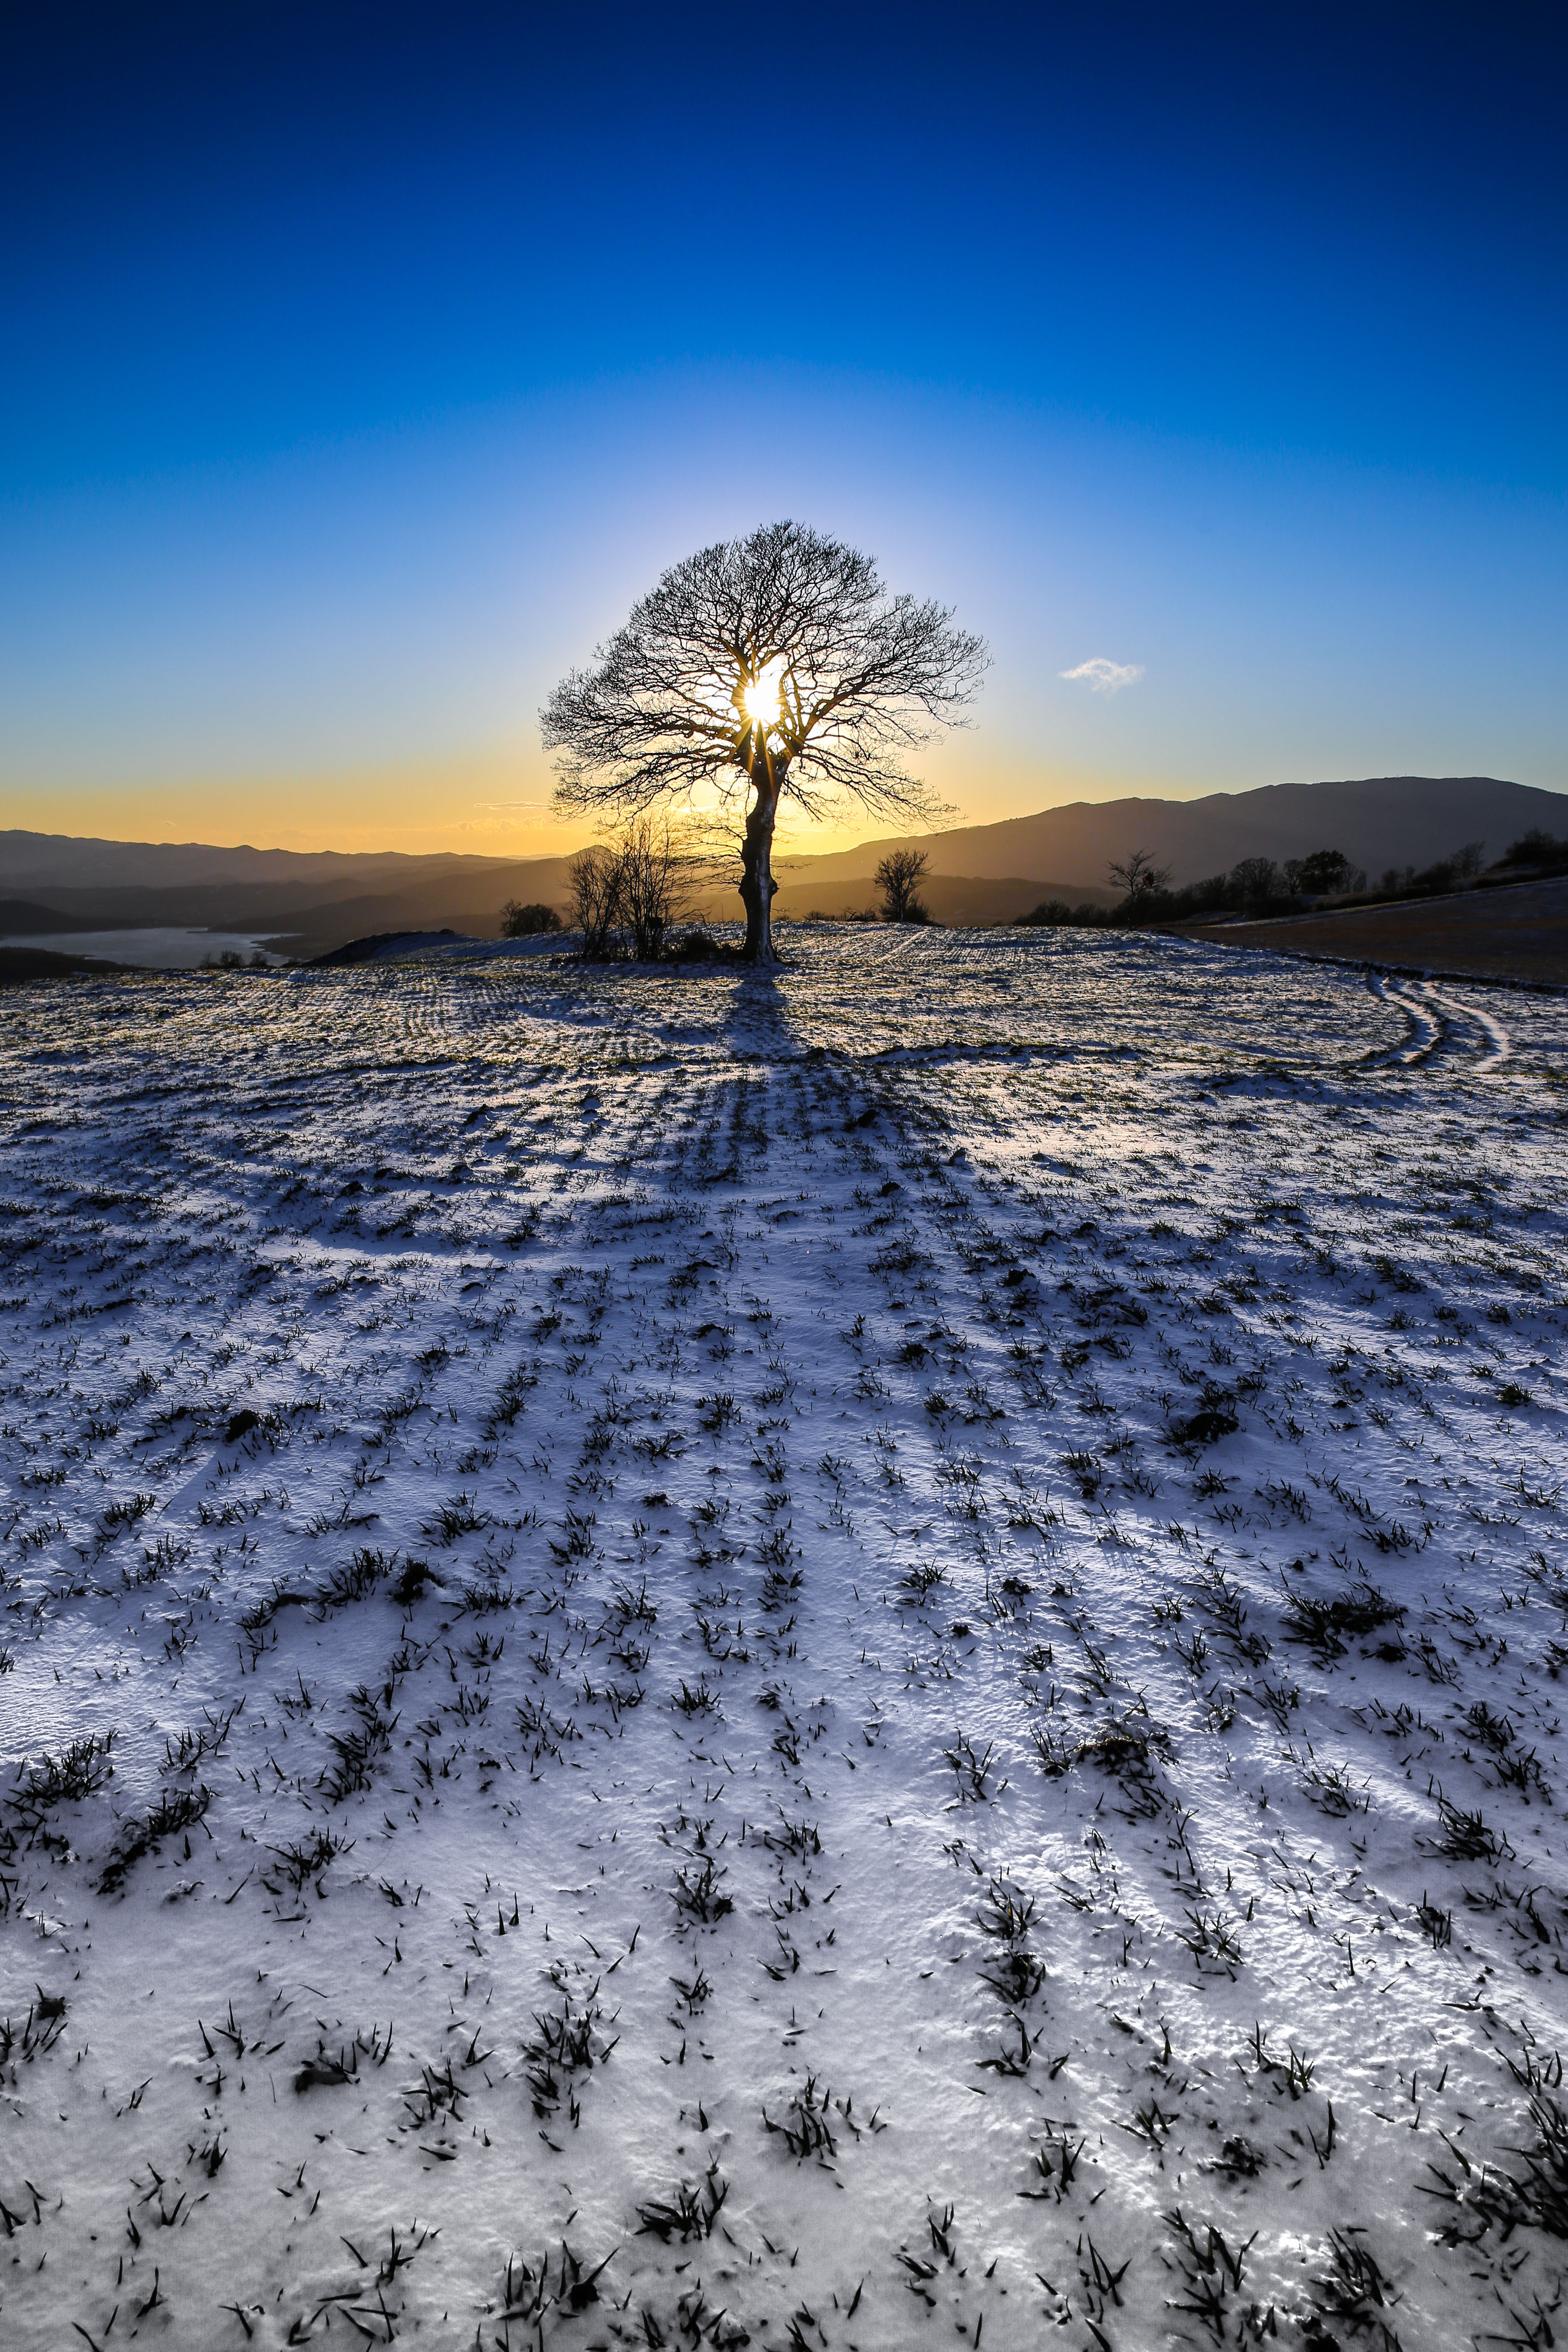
[{"left": 541, "top": 521, "right": 986, "bottom": 962}]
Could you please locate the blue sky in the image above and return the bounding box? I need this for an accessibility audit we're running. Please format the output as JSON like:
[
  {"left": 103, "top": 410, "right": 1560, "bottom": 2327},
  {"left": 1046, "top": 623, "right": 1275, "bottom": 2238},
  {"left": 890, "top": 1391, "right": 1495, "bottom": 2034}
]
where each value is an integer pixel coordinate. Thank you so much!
[{"left": 3, "top": 2, "right": 1563, "bottom": 853}]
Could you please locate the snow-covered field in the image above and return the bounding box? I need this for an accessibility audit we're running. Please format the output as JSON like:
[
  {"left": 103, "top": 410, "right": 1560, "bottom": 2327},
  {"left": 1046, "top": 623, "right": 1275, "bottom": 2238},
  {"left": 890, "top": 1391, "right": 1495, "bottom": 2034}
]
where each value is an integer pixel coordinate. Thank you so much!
[{"left": 2, "top": 926, "right": 1565, "bottom": 2352}]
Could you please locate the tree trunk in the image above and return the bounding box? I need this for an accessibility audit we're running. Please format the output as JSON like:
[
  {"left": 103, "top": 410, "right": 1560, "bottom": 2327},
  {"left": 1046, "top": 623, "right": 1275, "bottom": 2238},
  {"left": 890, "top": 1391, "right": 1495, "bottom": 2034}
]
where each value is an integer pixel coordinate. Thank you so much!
[{"left": 739, "top": 772, "right": 779, "bottom": 964}]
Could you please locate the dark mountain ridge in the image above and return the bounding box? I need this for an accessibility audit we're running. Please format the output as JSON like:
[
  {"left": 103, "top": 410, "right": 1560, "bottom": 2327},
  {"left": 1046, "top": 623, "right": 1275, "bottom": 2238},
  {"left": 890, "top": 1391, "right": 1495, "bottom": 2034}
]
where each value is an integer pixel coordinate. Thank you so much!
[{"left": 772, "top": 775, "right": 1565, "bottom": 891}]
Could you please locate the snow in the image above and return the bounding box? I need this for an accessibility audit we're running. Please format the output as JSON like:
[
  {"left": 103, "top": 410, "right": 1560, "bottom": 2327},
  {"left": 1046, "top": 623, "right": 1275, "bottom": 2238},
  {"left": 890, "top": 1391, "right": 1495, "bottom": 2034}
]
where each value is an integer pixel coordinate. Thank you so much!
[{"left": 0, "top": 925, "right": 1565, "bottom": 2350}]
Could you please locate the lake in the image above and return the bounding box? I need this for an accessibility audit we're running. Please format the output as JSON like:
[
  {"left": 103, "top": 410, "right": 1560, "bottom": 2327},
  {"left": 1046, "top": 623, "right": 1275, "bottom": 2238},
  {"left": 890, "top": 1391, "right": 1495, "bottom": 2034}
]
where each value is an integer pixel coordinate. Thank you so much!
[{"left": 0, "top": 927, "right": 291, "bottom": 969}]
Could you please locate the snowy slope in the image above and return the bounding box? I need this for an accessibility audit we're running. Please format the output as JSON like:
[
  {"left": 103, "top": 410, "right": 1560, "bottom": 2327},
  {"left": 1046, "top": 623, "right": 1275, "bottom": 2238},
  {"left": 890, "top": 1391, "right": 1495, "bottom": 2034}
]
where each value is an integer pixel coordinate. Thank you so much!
[{"left": 0, "top": 928, "right": 1565, "bottom": 2351}]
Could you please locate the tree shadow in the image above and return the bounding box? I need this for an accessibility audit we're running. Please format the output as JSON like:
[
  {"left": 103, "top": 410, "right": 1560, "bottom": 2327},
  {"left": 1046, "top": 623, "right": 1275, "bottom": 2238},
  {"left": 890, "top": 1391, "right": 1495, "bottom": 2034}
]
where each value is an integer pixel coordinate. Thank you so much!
[{"left": 716, "top": 959, "right": 792, "bottom": 1061}]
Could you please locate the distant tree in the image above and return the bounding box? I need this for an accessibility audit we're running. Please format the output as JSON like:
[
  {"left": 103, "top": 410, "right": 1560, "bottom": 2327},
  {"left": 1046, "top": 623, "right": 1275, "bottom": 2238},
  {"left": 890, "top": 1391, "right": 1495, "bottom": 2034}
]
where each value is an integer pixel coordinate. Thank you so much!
[
  {"left": 1288, "top": 848, "right": 1357, "bottom": 898},
  {"left": 1407, "top": 840, "right": 1486, "bottom": 896},
  {"left": 1229, "top": 855, "right": 1281, "bottom": 909},
  {"left": 501, "top": 899, "right": 563, "bottom": 937},
  {"left": 875, "top": 847, "right": 931, "bottom": 923},
  {"left": 1107, "top": 848, "right": 1171, "bottom": 907},
  {"left": 541, "top": 521, "right": 987, "bottom": 964},
  {"left": 1503, "top": 828, "right": 1565, "bottom": 869}
]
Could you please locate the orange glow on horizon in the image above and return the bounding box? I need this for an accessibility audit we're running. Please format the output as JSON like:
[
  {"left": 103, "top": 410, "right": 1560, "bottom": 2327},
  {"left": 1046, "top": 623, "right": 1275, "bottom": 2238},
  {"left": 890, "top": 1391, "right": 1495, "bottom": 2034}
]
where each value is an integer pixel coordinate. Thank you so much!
[{"left": 0, "top": 740, "right": 1212, "bottom": 859}]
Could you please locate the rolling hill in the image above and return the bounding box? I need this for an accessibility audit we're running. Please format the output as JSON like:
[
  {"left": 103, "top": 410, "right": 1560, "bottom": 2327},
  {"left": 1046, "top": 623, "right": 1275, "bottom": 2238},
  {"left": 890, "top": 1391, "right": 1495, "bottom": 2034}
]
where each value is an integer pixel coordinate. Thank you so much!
[
  {"left": 3, "top": 775, "right": 1562, "bottom": 954},
  {"left": 771, "top": 775, "right": 1567, "bottom": 893}
]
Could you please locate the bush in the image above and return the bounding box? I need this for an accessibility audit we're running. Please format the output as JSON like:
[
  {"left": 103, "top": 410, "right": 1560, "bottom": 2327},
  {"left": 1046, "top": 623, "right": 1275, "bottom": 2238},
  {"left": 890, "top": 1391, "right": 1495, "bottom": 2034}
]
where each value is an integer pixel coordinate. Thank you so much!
[
  {"left": 620, "top": 817, "right": 690, "bottom": 958},
  {"left": 500, "top": 900, "right": 563, "bottom": 937},
  {"left": 1016, "top": 833, "right": 1495, "bottom": 933},
  {"left": 569, "top": 846, "right": 625, "bottom": 957},
  {"left": 1376, "top": 841, "right": 1486, "bottom": 898},
  {"left": 1418, "top": 840, "right": 1484, "bottom": 891},
  {"left": 1502, "top": 829, "right": 1568, "bottom": 872},
  {"left": 1013, "top": 899, "right": 1111, "bottom": 927},
  {"left": 661, "top": 928, "right": 745, "bottom": 964}
]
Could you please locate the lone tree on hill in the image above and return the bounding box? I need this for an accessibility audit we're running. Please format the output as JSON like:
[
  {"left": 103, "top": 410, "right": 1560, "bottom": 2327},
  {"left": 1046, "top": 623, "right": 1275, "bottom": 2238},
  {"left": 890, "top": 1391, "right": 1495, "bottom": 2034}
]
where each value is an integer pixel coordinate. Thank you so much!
[
  {"left": 541, "top": 521, "right": 987, "bottom": 964},
  {"left": 876, "top": 846, "right": 931, "bottom": 923}
]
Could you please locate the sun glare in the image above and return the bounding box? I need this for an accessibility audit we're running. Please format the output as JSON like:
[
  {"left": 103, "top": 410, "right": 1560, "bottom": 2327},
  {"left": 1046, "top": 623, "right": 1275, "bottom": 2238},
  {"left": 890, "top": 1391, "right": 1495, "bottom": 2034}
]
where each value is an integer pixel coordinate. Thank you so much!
[{"left": 743, "top": 658, "right": 785, "bottom": 729}]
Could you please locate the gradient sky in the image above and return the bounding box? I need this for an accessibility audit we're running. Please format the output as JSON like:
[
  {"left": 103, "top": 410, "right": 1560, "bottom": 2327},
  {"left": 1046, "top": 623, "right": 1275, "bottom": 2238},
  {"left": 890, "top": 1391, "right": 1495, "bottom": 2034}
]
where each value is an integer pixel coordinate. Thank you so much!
[{"left": 3, "top": 2, "right": 1564, "bottom": 857}]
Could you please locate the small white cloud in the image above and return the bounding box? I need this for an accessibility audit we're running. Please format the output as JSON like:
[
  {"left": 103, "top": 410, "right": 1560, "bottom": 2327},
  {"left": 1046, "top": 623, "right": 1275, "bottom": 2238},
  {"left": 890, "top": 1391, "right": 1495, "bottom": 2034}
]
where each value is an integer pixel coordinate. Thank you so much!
[{"left": 1060, "top": 657, "right": 1144, "bottom": 695}]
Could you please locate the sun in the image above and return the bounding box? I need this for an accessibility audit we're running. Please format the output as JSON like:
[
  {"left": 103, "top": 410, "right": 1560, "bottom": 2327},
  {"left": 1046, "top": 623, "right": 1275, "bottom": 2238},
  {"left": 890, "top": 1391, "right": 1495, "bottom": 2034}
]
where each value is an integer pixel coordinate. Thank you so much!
[{"left": 742, "top": 657, "right": 785, "bottom": 729}]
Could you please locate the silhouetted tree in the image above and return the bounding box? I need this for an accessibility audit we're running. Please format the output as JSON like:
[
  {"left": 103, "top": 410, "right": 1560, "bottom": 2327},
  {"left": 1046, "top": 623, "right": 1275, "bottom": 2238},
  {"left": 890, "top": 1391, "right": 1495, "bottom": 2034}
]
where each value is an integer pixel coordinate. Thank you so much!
[
  {"left": 1376, "top": 841, "right": 1487, "bottom": 900},
  {"left": 569, "top": 846, "right": 624, "bottom": 958},
  {"left": 617, "top": 816, "right": 694, "bottom": 959},
  {"left": 541, "top": 522, "right": 986, "bottom": 964},
  {"left": 1503, "top": 828, "right": 1565, "bottom": 869},
  {"left": 501, "top": 899, "right": 563, "bottom": 936},
  {"left": 566, "top": 817, "right": 697, "bottom": 960},
  {"left": 1229, "top": 856, "right": 1281, "bottom": 909},
  {"left": 1287, "top": 848, "right": 1358, "bottom": 898},
  {"left": 1107, "top": 847, "right": 1171, "bottom": 907},
  {"left": 876, "top": 847, "right": 930, "bottom": 923}
]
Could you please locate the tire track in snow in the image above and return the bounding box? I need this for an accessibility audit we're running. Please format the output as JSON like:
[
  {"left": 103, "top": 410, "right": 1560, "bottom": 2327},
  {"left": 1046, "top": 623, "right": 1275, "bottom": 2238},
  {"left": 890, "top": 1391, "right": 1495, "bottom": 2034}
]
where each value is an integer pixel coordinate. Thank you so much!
[
  {"left": 1366, "top": 969, "right": 1515, "bottom": 1078},
  {"left": 1418, "top": 980, "right": 1513, "bottom": 1074},
  {"left": 1365, "top": 971, "right": 1445, "bottom": 1066}
]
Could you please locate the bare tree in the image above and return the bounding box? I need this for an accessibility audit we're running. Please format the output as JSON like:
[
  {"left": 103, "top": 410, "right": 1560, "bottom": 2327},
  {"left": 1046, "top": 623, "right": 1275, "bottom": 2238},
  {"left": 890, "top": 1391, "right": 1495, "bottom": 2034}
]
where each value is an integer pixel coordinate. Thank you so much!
[
  {"left": 1107, "top": 847, "right": 1172, "bottom": 907},
  {"left": 566, "top": 817, "right": 699, "bottom": 960},
  {"left": 617, "top": 815, "right": 694, "bottom": 959},
  {"left": 541, "top": 521, "right": 987, "bottom": 964},
  {"left": 1229, "top": 855, "right": 1281, "bottom": 909},
  {"left": 875, "top": 846, "right": 930, "bottom": 923},
  {"left": 568, "top": 846, "right": 624, "bottom": 958}
]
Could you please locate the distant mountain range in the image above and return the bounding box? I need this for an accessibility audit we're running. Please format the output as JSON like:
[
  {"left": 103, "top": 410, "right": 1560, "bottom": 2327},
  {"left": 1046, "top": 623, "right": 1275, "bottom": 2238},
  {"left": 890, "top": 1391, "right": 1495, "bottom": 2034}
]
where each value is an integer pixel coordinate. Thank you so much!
[
  {"left": 3, "top": 775, "right": 1562, "bottom": 954},
  {"left": 774, "top": 775, "right": 1563, "bottom": 891}
]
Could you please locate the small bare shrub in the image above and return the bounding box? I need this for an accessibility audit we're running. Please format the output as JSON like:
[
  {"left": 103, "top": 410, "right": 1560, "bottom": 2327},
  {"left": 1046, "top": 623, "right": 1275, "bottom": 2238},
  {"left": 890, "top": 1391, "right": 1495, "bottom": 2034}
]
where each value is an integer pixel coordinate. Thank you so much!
[
  {"left": 569, "top": 817, "right": 702, "bottom": 959},
  {"left": 569, "top": 846, "right": 625, "bottom": 958}
]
